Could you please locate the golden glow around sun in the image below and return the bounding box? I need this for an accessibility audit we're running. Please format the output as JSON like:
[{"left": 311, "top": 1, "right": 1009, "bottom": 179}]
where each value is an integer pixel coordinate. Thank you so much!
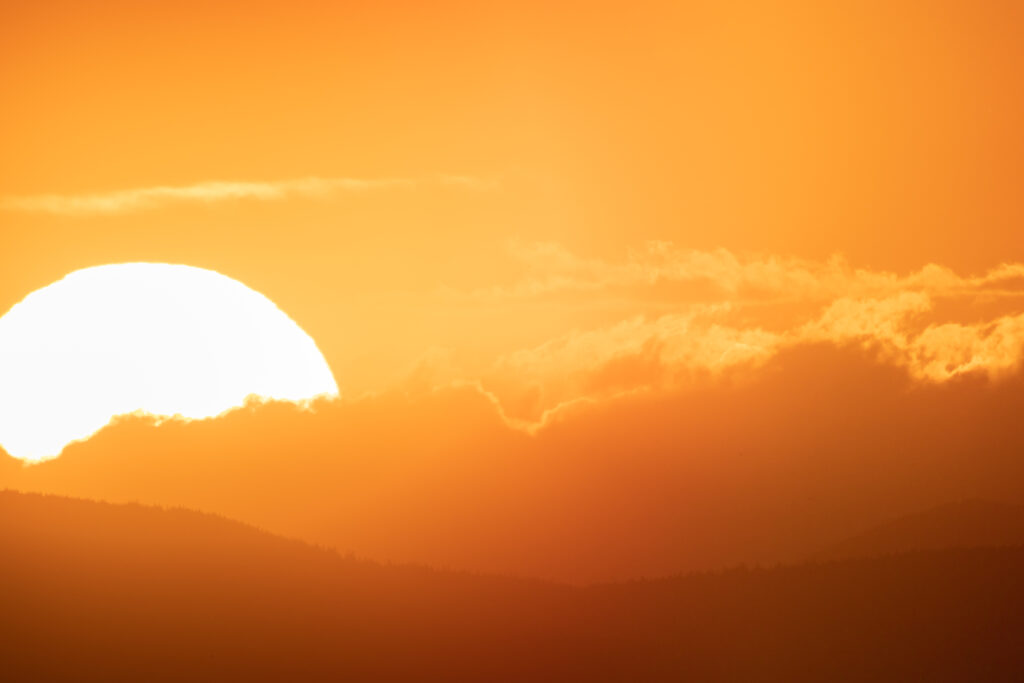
[{"left": 0, "top": 263, "right": 338, "bottom": 462}]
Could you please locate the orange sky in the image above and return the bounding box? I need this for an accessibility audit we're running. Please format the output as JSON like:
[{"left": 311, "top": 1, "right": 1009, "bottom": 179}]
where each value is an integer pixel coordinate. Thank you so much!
[
  {"left": 3, "top": 0, "right": 1024, "bottom": 393},
  {"left": 2, "top": 1, "right": 1023, "bottom": 580}
]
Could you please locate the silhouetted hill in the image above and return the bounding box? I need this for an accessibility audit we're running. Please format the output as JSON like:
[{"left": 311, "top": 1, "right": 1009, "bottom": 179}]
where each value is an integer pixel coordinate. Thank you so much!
[
  {"left": 814, "top": 499, "right": 1024, "bottom": 561},
  {"left": 0, "top": 490, "right": 574, "bottom": 682},
  {"left": 3, "top": 491, "right": 1024, "bottom": 681}
]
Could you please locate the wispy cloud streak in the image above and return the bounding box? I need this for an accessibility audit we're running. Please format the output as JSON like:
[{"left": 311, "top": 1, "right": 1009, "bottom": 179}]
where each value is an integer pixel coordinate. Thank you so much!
[
  {"left": 0, "top": 175, "right": 495, "bottom": 216},
  {"left": 470, "top": 241, "right": 1024, "bottom": 303}
]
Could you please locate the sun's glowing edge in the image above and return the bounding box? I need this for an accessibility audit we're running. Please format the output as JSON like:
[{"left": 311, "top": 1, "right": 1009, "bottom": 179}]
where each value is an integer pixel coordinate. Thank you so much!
[{"left": 0, "top": 263, "right": 339, "bottom": 463}]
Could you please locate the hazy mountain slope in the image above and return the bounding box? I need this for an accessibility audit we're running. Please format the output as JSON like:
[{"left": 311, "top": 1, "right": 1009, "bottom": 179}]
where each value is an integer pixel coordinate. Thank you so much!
[
  {"left": 3, "top": 490, "right": 1024, "bottom": 682},
  {"left": 814, "top": 499, "right": 1024, "bottom": 561},
  {"left": 0, "top": 490, "right": 577, "bottom": 682}
]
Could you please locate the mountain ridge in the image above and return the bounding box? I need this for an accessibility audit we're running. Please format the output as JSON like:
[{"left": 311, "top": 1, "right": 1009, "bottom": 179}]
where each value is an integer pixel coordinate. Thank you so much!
[
  {"left": 813, "top": 498, "right": 1024, "bottom": 562},
  {"left": 4, "top": 490, "right": 1024, "bottom": 681}
]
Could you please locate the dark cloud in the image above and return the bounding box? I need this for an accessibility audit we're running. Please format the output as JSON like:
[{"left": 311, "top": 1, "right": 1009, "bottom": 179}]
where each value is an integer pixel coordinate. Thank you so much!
[{"left": 5, "top": 343, "right": 1024, "bottom": 583}]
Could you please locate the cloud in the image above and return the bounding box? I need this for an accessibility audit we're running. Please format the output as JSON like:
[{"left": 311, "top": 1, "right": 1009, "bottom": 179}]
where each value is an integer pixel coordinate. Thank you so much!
[
  {"left": 469, "top": 241, "right": 1024, "bottom": 303},
  {"left": 9, "top": 345, "right": 1024, "bottom": 582},
  {"left": 475, "top": 297, "right": 1024, "bottom": 426},
  {"left": 477, "top": 308, "right": 783, "bottom": 425},
  {"left": 910, "top": 314, "right": 1024, "bottom": 380},
  {"left": 0, "top": 175, "right": 496, "bottom": 216},
  {"left": 425, "top": 244, "right": 1024, "bottom": 425}
]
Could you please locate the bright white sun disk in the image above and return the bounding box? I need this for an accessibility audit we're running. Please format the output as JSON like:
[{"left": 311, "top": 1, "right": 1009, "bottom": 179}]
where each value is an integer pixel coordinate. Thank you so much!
[{"left": 0, "top": 263, "right": 338, "bottom": 462}]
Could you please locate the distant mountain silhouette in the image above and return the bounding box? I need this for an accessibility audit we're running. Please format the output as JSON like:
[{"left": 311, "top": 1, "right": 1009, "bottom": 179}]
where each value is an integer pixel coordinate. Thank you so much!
[
  {"left": 3, "top": 490, "right": 1024, "bottom": 681},
  {"left": 814, "top": 499, "right": 1024, "bottom": 562}
]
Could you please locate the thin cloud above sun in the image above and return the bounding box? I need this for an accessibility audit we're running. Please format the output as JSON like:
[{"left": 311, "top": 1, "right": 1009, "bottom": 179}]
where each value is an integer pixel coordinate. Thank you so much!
[{"left": 0, "top": 174, "right": 497, "bottom": 216}]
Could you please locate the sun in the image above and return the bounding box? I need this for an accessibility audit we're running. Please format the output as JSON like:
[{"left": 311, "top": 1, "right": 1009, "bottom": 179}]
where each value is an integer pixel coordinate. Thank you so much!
[{"left": 0, "top": 263, "right": 338, "bottom": 462}]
